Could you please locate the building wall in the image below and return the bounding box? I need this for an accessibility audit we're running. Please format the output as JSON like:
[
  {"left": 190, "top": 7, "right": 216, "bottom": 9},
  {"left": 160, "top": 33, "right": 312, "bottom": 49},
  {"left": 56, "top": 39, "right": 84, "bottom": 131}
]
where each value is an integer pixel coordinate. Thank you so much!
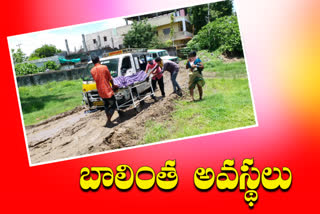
[
  {"left": 147, "top": 14, "right": 172, "bottom": 27},
  {"left": 27, "top": 56, "right": 61, "bottom": 68},
  {"left": 85, "top": 25, "right": 131, "bottom": 50},
  {"left": 157, "top": 23, "right": 181, "bottom": 41},
  {"left": 85, "top": 13, "right": 193, "bottom": 51}
]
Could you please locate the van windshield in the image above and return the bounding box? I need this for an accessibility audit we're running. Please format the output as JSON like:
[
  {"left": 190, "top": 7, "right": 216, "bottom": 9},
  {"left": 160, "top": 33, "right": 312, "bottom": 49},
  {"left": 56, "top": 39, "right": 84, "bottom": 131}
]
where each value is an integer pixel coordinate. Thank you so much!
[
  {"left": 158, "top": 51, "right": 169, "bottom": 57},
  {"left": 83, "top": 58, "right": 119, "bottom": 81},
  {"left": 101, "top": 58, "right": 119, "bottom": 77}
]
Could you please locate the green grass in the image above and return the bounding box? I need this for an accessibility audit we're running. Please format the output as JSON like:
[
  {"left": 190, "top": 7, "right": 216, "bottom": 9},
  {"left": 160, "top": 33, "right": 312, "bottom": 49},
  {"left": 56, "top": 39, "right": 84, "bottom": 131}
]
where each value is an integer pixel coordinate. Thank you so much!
[
  {"left": 18, "top": 79, "right": 83, "bottom": 126},
  {"left": 195, "top": 50, "right": 247, "bottom": 78},
  {"left": 143, "top": 78, "right": 255, "bottom": 143},
  {"left": 204, "top": 60, "right": 247, "bottom": 78},
  {"left": 143, "top": 50, "right": 255, "bottom": 144}
]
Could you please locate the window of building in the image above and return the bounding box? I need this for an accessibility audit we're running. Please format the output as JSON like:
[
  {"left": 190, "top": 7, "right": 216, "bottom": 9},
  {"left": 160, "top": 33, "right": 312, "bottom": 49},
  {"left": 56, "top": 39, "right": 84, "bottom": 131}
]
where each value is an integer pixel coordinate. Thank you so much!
[
  {"left": 104, "top": 36, "right": 107, "bottom": 42},
  {"left": 93, "top": 39, "right": 97, "bottom": 44},
  {"left": 163, "top": 28, "right": 171, "bottom": 35}
]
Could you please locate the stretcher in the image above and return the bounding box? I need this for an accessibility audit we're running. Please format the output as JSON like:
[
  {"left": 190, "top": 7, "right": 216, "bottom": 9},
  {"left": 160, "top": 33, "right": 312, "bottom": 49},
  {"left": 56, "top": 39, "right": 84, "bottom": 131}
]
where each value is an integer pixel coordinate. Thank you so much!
[{"left": 114, "top": 79, "right": 155, "bottom": 113}]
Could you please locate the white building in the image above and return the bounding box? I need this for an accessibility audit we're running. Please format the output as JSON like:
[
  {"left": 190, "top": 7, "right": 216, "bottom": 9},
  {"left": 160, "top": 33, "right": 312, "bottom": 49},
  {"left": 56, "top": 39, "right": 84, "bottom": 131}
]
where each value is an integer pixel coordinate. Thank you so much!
[{"left": 84, "top": 9, "right": 193, "bottom": 51}]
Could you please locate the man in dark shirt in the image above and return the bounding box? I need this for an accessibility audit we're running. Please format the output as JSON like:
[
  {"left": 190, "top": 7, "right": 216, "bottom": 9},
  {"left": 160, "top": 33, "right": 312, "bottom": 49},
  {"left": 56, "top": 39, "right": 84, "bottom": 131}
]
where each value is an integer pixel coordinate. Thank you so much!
[{"left": 155, "top": 57, "right": 182, "bottom": 96}]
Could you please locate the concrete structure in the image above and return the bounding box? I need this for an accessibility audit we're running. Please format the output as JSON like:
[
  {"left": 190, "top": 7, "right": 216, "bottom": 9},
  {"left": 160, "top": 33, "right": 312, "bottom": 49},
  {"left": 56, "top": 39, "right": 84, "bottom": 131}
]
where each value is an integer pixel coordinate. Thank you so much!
[
  {"left": 27, "top": 55, "right": 61, "bottom": 68},
  {"left": 85, "top": 9, "right": 193, "bottom": 50},
  {"left": 82, "top": 34, "right": 88, "bottom": 52},
  {"left": 65, "top": 39, "right": 70, "bottom": 54},
  {"left": 16, "top": 66, "right": 86, "bottom": 87},
  {"left": 149, "top": 13, "right": 193, "bottom": 48},
  {"left": 85, "top": 26, "right": 131, "bottom": 50}
]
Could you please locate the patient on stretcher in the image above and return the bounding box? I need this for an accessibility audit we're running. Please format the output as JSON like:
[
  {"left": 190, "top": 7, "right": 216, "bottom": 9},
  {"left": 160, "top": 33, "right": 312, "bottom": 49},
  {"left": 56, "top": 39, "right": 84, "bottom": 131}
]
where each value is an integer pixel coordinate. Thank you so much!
[{"left": 113, "top": 71, "right": 148, "bottom": 88}]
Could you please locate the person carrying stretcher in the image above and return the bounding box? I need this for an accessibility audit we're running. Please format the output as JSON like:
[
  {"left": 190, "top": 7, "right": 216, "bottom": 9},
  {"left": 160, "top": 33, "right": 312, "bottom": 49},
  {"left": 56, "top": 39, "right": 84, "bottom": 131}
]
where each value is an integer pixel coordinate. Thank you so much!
[{"left": 145, "top": 57, "right": 165, "bottom": 99}]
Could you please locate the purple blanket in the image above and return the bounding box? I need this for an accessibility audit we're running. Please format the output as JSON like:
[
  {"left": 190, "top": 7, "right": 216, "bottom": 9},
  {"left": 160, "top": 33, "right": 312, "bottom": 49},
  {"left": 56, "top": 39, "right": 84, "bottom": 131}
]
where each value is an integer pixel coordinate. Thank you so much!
[{"left": 113, "top": 71, "right": 148, "bottom": 88}]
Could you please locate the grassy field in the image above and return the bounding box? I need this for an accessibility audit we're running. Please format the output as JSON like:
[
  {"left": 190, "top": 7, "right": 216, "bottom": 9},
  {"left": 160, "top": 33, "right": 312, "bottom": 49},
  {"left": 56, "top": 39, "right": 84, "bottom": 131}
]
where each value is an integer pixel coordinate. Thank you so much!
[
  {"left": 143, "top": 50, "right": 255, "bottom": 144},
  {"left": 199, "top": 50, "right": 247, "bottom": 78},
  {"left": 18, "top": 79, "right": 83, "bottom": 126}
]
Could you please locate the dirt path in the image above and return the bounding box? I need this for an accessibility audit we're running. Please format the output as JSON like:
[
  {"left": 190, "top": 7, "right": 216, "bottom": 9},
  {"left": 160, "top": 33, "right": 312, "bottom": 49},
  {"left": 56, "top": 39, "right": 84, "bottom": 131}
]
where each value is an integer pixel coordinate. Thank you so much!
[{"left": 27, "top": 62, "right": 189, "bottom": 164}]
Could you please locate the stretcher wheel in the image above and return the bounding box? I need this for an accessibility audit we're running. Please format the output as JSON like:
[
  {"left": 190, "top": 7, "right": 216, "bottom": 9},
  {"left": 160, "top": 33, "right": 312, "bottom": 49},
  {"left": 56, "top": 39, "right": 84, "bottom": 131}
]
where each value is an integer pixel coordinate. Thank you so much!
[
  {"left": 135, "top": 101, "right": 145, "bottom": 113},
  {"left": 135, "top": 106, "right": 142, "bottom": 113}
]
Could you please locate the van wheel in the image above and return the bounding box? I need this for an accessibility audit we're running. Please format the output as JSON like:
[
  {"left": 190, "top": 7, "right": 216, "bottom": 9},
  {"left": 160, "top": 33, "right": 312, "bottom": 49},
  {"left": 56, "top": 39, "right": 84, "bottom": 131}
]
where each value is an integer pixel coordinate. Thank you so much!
[{"left": 85, "top": 93, "right": 93, "bottom": 108}]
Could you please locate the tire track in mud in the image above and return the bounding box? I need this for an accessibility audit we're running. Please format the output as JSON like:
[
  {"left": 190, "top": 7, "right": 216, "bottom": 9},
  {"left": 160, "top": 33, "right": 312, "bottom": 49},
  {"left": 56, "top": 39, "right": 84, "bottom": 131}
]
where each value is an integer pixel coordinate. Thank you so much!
[{"left": 27, "top": 63, "right": 189, "bottom": 164}]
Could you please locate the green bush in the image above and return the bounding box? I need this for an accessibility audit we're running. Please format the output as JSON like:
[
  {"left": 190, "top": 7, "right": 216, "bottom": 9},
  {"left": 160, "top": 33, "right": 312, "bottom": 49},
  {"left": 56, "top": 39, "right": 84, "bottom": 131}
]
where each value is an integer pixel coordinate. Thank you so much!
[
  {"left": 187, "top": 15, "right": 243, "bottom": 56},
  {"left": 43, "top": 61, "right": 60, "bottom": 70},
  {"left": 15, "top": 63, "right": 42, "bottom": 76},
  {"left": 178, "top": 47, "right": 192, "bottom": 59},
  {"left": 186, "top": 35, "right": 202, "bottom": 51},
  {"left": 165, "top": 40, "right": 173, "bottom": 47},
  {"left": 148, "top": 36, "right": 169, "bottom": 49},
  {"left": 15, "top": 61, "right": 60, "bottom": 76},
  {"left": 28, "top": 56, "right": 41, "bottom": 61}
]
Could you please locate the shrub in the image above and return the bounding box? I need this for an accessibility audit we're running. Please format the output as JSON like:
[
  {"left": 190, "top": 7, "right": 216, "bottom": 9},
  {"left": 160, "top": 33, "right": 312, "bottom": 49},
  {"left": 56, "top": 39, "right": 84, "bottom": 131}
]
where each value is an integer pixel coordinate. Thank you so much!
[
  {"left": 28, "top": 56, "right": 41, "bottom": 61},
  {"left": 43, "top": 61, "right": 60, "bottom": 70},
  {"left": 165, "top": 40, "right": 173, "bottom": 47},
  {"left": 187, "top": 15, "right": 243, "bottom": 56},
  {"left": 15, "top": 60, "right": 60, "bottom": 76},
  {"left": 148, "top": 36, "right": 169, "bottom": 49},
  {"left": 15, "top": 63, "right": 42, "bottom": 76},
  {"left": 186, "top": 35, "right": 202, "bottom": 51}
]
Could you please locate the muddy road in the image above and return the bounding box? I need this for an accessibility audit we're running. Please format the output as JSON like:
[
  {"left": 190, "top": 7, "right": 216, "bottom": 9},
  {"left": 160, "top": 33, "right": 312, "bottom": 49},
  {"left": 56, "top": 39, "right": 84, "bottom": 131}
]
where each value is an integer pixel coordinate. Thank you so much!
[{"left": 26, "top": 63, "right": 190, "bottom": 164}]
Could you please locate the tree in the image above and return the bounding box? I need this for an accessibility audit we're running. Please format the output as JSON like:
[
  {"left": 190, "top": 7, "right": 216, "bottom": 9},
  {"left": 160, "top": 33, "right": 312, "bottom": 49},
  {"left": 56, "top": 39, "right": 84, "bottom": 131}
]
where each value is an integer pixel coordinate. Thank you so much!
[
  {"left": 123, "top": 20, "right": 158, "bottom": 48},
  {"left": 11, "top": 48, "right": 27, "bottom": 64},
  {"left": 188, "top": 0, "right": 233, "bottom": 34},
  {"left": 210, "top": 0, "right": 233, "bottom": 20},
  {"left": 30, "top": 44, "right": 61, "bottom": 59}
]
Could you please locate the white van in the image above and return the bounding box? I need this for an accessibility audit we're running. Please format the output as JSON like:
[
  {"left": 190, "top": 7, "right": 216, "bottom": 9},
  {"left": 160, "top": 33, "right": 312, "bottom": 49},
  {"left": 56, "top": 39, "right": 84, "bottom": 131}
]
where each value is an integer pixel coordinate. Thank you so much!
[{"left": 148, "top": 49, "right": 179, "bottom": 63}]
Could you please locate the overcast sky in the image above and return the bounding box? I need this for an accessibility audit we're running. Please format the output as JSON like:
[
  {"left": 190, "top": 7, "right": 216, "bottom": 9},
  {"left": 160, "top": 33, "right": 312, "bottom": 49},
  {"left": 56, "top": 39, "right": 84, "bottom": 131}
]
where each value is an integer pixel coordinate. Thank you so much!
[{"left": 7, "top": 18, "right": 130, "bottom": 56}]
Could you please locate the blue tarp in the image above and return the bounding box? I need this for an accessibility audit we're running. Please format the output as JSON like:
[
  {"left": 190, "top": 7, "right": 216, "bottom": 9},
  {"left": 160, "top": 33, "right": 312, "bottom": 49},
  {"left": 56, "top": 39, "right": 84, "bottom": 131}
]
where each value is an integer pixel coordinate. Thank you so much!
[{"left": 59, "top": 58, "right": 81, "bottom": 64}]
